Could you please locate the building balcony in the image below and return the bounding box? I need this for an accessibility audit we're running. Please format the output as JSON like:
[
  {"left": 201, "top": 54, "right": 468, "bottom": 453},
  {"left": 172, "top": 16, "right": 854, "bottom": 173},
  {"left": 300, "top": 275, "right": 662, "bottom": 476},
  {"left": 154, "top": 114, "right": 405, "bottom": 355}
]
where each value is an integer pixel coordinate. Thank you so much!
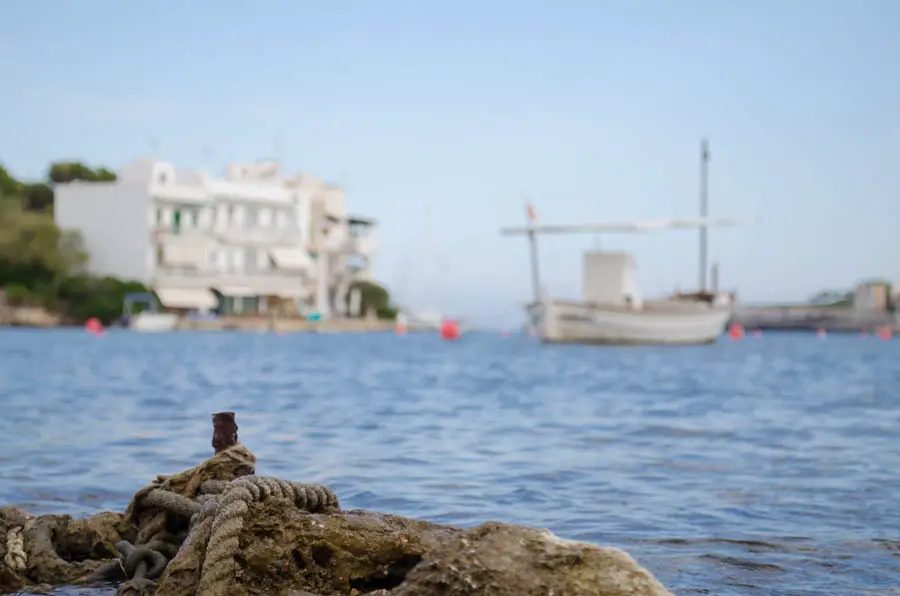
[
  {"left": 152, "top": 266, "right": 311, "bottom": 299},
  {"left": 221, "top": 226, "right": 303, "bottom": 246},
  {"left": 154, "top": 224, "right": 303, "bottom": 247}
]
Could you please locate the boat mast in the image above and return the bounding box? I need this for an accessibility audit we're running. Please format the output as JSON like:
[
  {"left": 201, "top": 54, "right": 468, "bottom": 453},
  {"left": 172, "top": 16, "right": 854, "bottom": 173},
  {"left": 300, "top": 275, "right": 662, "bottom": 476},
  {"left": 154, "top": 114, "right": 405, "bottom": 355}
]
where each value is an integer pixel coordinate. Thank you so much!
[
  {"left": 524, "top": 198, "right": 542, "bottom": 304},
  {"left": 423, "top": 203, "right": 434, "bottom": 315},
  {"left": 699, "top": 138, "right": 710, "bottom": 292}
]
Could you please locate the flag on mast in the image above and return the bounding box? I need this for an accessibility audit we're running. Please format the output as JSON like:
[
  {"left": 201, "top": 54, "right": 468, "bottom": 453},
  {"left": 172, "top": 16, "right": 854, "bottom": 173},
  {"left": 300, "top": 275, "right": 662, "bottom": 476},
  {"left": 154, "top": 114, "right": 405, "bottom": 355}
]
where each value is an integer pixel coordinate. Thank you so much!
[{"left": 525, "top": 200, "right": 538, "bottom": 223}]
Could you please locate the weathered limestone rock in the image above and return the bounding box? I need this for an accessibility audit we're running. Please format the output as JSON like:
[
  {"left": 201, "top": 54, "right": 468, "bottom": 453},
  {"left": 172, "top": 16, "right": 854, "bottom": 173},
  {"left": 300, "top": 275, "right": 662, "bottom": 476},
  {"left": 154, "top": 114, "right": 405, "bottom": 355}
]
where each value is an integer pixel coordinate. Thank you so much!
[
  {"left": 0, "top": 506, "right": 135, "bottom": 593},
  {"left": 157, "top": 499, "right": 463, "bottom": 595},
  {"left": 393, "top": 521, "right": 673, "bottom": 596},
  {"left": 157, "top": 499, "right": 672, "bottom": 596}
]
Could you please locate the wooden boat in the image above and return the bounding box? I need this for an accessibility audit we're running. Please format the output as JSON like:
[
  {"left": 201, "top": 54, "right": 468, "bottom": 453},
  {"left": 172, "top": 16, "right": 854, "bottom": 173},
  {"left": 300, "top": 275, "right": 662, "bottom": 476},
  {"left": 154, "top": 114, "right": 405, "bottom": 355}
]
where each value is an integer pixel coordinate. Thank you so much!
[{"left": 501, "top": 139, "right": 754, "bottom": 346}]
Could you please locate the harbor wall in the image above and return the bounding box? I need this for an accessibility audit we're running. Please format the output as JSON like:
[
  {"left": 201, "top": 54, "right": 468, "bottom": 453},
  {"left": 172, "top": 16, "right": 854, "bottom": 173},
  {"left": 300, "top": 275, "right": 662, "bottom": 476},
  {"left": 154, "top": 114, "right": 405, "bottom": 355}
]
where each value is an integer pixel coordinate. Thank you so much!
[{"left": 732, "top": 306, "right": 898, "bottom": 333}]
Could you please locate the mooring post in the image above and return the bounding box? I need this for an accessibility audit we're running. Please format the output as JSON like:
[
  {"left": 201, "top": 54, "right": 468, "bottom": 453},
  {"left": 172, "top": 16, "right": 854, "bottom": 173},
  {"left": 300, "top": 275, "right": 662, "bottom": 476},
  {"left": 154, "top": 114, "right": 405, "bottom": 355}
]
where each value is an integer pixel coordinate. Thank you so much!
[{"left": 212, "top": 411, "right": 238, "bottom": 453}]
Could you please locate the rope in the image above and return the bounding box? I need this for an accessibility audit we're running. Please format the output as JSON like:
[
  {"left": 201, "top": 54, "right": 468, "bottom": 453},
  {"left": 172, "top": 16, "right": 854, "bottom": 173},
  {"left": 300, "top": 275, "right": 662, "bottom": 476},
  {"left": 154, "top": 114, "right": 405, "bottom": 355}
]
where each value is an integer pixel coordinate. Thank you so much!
[
  {"left": 197, "top": 475, "right": 340, "bottom": 594},
  {"left": 0, "top": 445, "right": 342, "bottom": 595},
  {"left": 140, "top": 488, "right": 201, "bottom": 519},
  {"left": 3, "top": 525, "right": 26, "bottom": 571}
]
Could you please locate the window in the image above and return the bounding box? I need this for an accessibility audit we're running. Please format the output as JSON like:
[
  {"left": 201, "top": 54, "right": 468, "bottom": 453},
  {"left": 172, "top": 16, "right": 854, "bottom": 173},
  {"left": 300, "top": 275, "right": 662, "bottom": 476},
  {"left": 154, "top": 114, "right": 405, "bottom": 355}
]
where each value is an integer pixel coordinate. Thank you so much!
[
  {"left": 173, "top": 210, "right": 182, "bottom": 234},
  {"left": 190, "top": 209, "right": 199, "bottom": 228},
  {"left": 245, "top": 207, "right": 258, "bottom": 229},
  {"left": 245, "top": 247, "right": 258, "bottom": 272}
]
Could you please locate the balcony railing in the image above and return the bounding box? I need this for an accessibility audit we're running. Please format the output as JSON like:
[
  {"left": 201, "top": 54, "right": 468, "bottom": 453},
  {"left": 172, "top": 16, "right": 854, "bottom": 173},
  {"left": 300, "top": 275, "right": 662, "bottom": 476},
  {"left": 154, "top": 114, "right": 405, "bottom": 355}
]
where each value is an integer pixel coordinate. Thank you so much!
[
  {"left": 153, "top": 267, "right": 311, "bottom": 296},
  {"left": 154, "top": 225, "right": 303, "bottom": 246}
]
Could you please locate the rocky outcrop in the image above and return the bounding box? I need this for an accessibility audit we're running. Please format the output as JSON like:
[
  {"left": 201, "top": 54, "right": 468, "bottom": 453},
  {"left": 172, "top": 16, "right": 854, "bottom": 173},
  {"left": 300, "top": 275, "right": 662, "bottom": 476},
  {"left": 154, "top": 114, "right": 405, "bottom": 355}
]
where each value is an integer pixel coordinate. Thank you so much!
[
  {"left": 394, "top": 521, "right": 672, "bottom": 596},
  {"left": 0, "top": 417, "right": 675, "bottom": 596},
  {"left": 155, "top": 499, "right": 670, "bottom": 596},
  {"left": 157, "top": 502, "right": 462, "bottom": 595},
  {"left": 1, "top": 505, "right": 135, "bottom": 593}
]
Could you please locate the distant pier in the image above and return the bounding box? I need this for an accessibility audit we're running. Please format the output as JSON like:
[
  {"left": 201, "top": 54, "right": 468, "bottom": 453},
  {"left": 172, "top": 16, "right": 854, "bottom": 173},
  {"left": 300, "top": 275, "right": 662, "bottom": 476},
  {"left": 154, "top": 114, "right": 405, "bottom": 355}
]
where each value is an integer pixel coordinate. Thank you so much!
[{"left": 732, "top": 306, "right": 898, "bottom": 333}]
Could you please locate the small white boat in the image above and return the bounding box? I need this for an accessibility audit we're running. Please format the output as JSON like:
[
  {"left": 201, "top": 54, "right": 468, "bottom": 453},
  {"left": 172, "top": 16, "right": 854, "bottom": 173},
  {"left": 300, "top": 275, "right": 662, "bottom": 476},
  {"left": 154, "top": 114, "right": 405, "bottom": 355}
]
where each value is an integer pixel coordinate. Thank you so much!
[
  {"left": 121, "top": 292, "right": 179, "bottom": 332},
  {"left": 518, "top": 250, "right": 733, "bottom": 345},
  {"left": 528, "top": 297, "right": 732, "bottom": 345},
  {"left": 128, "top": 311, "right": 179, "bottom": 332}
]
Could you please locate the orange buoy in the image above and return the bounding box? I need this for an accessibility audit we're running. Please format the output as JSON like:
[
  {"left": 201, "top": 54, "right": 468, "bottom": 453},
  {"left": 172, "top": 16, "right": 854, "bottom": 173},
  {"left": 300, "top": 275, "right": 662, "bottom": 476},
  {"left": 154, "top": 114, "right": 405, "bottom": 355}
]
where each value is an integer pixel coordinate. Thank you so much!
[
  {"left": 817, "top": 328, "right": 827, "bottom": 339},
  {"left": 85, "top": 317, "right": 103, "bottom": 336},
  {"left": 440, "top": 319, "right": 461, "bottom": 341},
  {"left": 728, "top": 323, "right": 745, "bottom": 340},
  {"left": 877, "top": 326, "right": 892, "bottom": 341}
]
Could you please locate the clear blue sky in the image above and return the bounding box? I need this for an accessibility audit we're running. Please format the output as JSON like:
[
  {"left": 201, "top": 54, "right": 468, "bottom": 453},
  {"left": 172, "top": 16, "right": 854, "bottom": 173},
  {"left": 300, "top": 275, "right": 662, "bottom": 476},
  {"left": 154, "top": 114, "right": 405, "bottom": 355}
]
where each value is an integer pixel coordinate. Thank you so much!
[{"left": 2, "top": 1, "right": 898, "bottom": 327}]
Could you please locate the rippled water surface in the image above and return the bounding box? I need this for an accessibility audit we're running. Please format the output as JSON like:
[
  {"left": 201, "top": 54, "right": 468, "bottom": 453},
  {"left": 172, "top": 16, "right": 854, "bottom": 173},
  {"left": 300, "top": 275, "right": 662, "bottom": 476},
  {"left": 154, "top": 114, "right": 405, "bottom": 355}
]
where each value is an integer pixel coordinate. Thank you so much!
[{"left": 1, "top": 329, "right": 899, "bottom": 595}]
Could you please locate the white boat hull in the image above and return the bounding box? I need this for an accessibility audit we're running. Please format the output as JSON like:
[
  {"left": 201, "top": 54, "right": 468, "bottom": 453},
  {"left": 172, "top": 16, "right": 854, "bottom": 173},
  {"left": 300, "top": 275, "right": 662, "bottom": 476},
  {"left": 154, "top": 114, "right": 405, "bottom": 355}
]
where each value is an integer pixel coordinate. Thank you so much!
[
  {"left": 129, "top": 312, "right": 179, "bottom": 332},
  {"left": 530, "top": 299, "right": 732, "bottom": 346}
]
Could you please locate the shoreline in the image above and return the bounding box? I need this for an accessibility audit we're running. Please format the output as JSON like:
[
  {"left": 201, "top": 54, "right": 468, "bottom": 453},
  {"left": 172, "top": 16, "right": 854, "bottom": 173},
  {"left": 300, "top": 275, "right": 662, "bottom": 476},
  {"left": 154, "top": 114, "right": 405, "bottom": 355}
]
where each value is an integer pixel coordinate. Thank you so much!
[{"left": 0, "top": 307, "right": 414, "bottom": 333}]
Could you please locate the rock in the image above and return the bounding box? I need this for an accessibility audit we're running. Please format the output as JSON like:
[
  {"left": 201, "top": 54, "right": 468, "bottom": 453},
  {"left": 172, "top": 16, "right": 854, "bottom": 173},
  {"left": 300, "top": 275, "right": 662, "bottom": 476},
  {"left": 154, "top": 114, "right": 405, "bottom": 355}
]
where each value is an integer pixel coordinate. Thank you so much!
[
  {"left": 0, "top": 508, "right": 135, "bottom": 593},
  {"left": 393, "top": 521, "right": 673, "bottom": 596},
  {"left": 157, "top": 499, "right": 463, "bottom": 596},
  {"left": 23, "top": 512, "right": 135, "bottom": 586}
]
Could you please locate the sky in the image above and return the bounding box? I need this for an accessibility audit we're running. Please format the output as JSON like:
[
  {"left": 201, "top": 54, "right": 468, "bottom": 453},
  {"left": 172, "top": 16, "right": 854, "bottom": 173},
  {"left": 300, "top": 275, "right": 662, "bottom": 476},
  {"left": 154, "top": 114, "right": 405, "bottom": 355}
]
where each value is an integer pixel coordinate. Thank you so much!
[{"left": 2, "top": 0, "right": 898, "bottom": 328}]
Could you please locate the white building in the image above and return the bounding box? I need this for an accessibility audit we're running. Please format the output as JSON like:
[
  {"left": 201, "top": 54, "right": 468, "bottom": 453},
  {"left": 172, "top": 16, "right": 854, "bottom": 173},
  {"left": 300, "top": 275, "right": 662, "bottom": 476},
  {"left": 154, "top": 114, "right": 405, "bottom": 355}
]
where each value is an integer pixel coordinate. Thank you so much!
[{"left": 54, "top": 158, "right": 378, "bottom": 318}]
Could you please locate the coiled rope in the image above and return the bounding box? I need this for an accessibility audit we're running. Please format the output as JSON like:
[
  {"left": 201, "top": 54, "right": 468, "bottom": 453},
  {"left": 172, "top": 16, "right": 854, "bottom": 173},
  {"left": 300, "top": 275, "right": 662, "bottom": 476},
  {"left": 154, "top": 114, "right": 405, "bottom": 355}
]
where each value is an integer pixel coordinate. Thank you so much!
[
  {"left": 196, "top": 475, "right": 340, "bottom": 594},
  {"left": 114, "top": 470, "right": 339, "bottom": 594},
  {"left": 1, "top": 443, "right": 340, "bottom": 595}
]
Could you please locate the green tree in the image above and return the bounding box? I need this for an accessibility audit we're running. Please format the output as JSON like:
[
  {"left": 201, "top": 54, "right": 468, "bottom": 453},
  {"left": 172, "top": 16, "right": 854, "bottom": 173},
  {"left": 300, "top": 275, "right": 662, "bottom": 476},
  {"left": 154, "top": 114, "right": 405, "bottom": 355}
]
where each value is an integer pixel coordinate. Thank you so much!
[
  {"left": 48, "top": 161, "right": 117, "bottom": 184},
  {"left": 345, "top": 280, "right": 398, "bottom": 320},
  {"left": 23, "top": 183, "right": 54, "bottom": 212},
  {"left": 0, "top": 163, "right": 23, "bottom": 199},
  {"left": 0, "top": 161, "right": 144, "bottom": 324}
]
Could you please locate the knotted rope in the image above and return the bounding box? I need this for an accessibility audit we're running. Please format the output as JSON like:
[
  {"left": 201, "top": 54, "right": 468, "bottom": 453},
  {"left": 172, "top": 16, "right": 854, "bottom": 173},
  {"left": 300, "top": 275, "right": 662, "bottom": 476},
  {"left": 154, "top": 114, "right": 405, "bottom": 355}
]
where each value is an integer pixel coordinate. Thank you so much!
[
  {"left": 1, "top": 440, "right": 341, "bottom": 595},
  {"left": 107, "top": 445, "right": 339, "bottom": 595},
  {"left": 113, "top": 443, "right": 259, "bottom": 595},
  {"left": 195, "top": 475, "right": 339, "bottom": 594}
]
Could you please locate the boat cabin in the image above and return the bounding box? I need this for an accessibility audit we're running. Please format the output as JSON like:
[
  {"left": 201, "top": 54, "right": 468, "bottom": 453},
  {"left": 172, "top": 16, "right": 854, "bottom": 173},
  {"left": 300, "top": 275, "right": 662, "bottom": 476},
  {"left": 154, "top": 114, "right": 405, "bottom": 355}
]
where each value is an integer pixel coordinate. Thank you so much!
[{"left": 583, "top": 251, "right": 643, "bottom": 309}]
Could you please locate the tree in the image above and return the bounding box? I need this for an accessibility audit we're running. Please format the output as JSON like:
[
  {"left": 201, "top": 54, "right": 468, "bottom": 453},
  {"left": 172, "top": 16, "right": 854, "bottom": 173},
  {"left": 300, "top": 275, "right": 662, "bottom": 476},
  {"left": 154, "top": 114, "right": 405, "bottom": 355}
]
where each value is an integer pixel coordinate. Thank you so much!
[
  {"left": 0, "top": 163, "right": 22, "bottom": 198},
  {"left": 0, "top": 160, "right": 145, "bottom": 324},
  {"left": 47, "top": 161, "right": 117, "bottom": 184},
  {"left": 23, "top": 183, "right": 54, "bottom": 212},
  {"left": 345, "top": 280, "right": 398, "bottom": 320}
]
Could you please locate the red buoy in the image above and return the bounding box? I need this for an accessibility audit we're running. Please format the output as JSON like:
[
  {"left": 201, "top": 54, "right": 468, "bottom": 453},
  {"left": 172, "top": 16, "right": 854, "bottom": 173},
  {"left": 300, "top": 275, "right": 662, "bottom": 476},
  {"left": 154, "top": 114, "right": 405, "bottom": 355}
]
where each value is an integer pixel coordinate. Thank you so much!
[
  {"left": 85, "top": 317, "right": 104, "bottom": 336},
  {"left": 440, "top": 319, "right": 461, "bottom": 341},
  {"left": 728, "top": 323, "right": 745, "bottom": 340},
  {"left": 878, "top": 326, "right": 892, "bottom": 341}
]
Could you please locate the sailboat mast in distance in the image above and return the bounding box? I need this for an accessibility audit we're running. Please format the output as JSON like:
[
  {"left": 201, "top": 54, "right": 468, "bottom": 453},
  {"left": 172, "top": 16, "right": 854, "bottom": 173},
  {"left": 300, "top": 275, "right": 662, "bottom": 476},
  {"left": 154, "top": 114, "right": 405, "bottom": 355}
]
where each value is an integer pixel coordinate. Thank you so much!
[
  {"left": 699, "top": 138, "right": 710, "bottom": 292},
  {"left": 423, "top": 204, "right": 434, "bottom": 315}
]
